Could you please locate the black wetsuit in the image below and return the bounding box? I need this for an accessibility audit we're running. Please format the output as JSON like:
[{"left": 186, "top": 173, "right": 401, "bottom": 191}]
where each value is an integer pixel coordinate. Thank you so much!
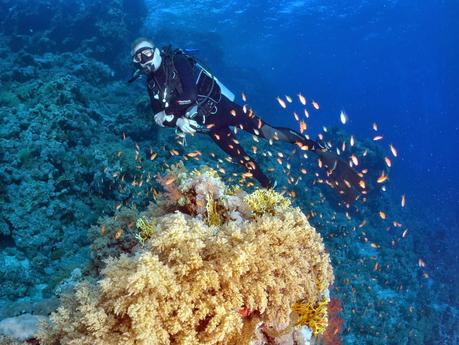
[{"left": 146, "top": 49, "right": 320, "bottom": 188}]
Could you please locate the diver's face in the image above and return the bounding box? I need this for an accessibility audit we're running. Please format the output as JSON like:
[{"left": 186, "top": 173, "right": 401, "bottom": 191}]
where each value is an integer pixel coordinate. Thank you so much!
[{"left": 133, "top": 47, "right": 161, "bottom": 75}]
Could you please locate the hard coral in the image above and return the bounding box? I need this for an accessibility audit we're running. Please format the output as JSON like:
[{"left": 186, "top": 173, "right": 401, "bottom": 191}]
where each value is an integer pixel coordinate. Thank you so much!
[{"left": 39, "top": 166, "right": 334, "bottom": 345}]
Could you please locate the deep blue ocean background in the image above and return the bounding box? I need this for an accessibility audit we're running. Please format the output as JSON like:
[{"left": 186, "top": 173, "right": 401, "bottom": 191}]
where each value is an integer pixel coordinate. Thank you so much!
[{"left": 0, "top": 0, "right": 458, "bottom": 344}]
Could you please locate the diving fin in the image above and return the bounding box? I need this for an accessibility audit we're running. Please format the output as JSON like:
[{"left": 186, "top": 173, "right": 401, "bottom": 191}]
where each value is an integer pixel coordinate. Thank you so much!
[{"left": 316, "top": 149, "right": 367, "bottom": 204}]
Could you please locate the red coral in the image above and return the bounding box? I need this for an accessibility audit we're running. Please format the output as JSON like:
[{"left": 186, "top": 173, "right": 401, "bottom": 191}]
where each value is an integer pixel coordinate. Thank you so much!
[{"left": 323, "top": 297, "right": 343, "bottom": 345}]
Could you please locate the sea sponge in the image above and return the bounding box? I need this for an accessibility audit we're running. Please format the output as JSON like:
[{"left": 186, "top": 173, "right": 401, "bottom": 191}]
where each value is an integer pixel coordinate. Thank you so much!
[{"left": 38, "top": 166, "right": 334, "bottom": 345}]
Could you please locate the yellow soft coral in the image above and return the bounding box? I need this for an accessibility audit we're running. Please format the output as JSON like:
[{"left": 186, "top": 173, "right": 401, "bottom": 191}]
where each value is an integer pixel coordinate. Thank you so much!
[
  {"left": 135, "top": 217, "right": 156, "bottom": 245},
  {"left": 39, "top": 168, "right": 334, "bottom": 345},
  {"left": 291, "top": 296, "right": 330, "bottom": 336},
  {"left": 244, "top": 189, "right": 291, "bottom": 216}
]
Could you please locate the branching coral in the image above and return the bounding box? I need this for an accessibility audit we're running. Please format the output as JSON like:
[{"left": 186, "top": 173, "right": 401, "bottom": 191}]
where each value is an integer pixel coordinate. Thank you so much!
[{"left": 39, "top": 165, "right": 334, "bottom": 345}]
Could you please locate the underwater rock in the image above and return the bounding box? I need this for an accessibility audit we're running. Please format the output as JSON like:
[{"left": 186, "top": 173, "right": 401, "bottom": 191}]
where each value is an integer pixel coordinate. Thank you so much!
[{"left": 0, "top": 314, "right": 47, "bottom": 341}]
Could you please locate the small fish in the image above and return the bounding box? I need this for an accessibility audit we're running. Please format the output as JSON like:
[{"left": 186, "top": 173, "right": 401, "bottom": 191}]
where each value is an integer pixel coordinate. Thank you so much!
[
  {"left": 230, "top": 109, "right": 237, "bottom": 116},
  {"left": 402, "top": 229, "right": 408, "bottom": 237},
  {"left": 390, "top": 144, "right": 398, "bottom": 157},
  {"left": 401, "top": 194, "right": 406, "bottom": 207},
  {"left": 371, "top": 243, "right": 378, "bottom": 249},
  {"left": 312, "top": 100, "right": 320, "bottom": 110},
  {"left": 285, "top": 95, "right": 293, "bottom": 103},
  {"left": 300, "top": 168, "right": 307, "bottom": 174},
  {"left": 372, "top": 122, "right": 378, "bottom": 131},
  {"left": 299, "top": 120, "right": 307, "bottom": 133},
  {"left": 276, "top": 97, "right": 287, "bottom": 109},
  {"left": 350, "top": 154, "right": 359, "bottom": 166},
  {"left": 359, "top": 180, "right": 366, "bottom": 189},
  {"left": 150, "top": 152, "right": 157, "bottom": 160},
  {"left": 373, "top": 262, "right": 379, "bottom": 271},
  {"left": 187, "top": 151, "right": 201, "bottom": 158},
  {"left": 377, "top": 171, "right": 388, "bottom": 183},
  {"left": 418, "top": 259, "right": 426, "bottom": 268},
  {"left": 350, "top": 135, "right": 355, "bottom": 146},
  {"left": 242, "top": 92, "right": 247, "bottom": 102},
  {"left": 373, "top": 135, "right": 384, "bottom": 141},
  {"left": 304, "top": 109, "right": 309, "bottom": 118},
  {"left": 115, "top": 229, "right": 123, "bottom": 240},
  {"left": 379, "top": 211, "right": 386, "bottom": 219},
  {"left": 298, "top": 93, "right": 307, "bottom": 105},
  {"left": 206, "top": 123, "right": 216, "bottom": 129},
  {"left": 340, "top": 110, "right": 348, "bottom": 124},
  {"left": 293, "top": 112, "right": 299, "bottom": 121},
  {"left": 242, "top": 104, "right": 248, "bottom": 114},
  {"left": 384, "top": 157, "right": 392, "bottom": 167},
  {"left": 164, "top": 177, "right": 176, "bottom": 185}
]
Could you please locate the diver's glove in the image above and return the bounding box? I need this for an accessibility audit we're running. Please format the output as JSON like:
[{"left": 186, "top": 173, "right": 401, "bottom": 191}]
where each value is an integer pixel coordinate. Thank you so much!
[
  {"left": 176, "top": 117, "right": 198, "bottom": 135},
  {"left": 154, "top": 111, "right": 174, "bottom": 127}
]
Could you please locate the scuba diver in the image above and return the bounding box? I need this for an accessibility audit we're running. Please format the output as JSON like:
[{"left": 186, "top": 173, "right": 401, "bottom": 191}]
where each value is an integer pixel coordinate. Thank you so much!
[{"left": 129, "top": 38, "right": 366, "bottom": 202}]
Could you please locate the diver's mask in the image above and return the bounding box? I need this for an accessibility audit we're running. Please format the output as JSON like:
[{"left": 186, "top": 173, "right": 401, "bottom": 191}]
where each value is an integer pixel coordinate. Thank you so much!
[{"left": 132, "top": 46, "right": 162, "bottom": 74}]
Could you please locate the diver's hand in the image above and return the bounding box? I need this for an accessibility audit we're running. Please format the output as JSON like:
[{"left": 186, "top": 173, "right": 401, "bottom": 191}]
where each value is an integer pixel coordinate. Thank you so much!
[
  {"left": 176, "top": 117, "right": 198, "bottom": 134},
  {"left": 154, "top": 111, "right": 174, "bottom": 127}
]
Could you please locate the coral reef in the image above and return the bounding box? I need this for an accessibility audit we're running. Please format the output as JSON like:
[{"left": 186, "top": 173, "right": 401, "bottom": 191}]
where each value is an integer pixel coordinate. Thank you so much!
[
  {"left": 0, "top": 0, "right": 146, "bottom": 70},
  {"left": 37, "top": 166, "right": 334, "bottom": 344}
]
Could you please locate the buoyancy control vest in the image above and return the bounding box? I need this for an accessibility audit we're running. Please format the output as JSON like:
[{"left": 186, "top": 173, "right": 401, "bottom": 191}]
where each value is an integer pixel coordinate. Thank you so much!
[{"left": 147, "top": 46, "right": 235, "bottom": 118}]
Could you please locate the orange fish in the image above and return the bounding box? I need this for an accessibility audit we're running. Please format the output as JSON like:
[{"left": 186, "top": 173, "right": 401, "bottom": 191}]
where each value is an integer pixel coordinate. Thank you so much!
[
  {"left": 377, "top": 171, "right": 388, "bottom": 183},
  {"left": 350, "top": 154, "right": 359, "bottom": 166},
  {"left": 384, "top": 157, "right": 392, "bottom": 167},
  {"left": 299, "top": 120, "right": 307, "bottom": 133},
  {"left": 379, "top": 211, "right": 386, "bottom": 219}
]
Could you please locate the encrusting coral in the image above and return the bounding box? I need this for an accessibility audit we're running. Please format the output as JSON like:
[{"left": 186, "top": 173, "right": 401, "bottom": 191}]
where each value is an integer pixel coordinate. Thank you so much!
[{"left": 38, "top": 165, "right": 334, "bottom": 345}]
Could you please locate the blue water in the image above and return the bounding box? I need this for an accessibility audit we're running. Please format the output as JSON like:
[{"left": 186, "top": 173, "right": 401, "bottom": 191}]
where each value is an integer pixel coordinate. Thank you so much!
[{"left": 1, "top": 0, "right": 458, "bottom": 343}]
